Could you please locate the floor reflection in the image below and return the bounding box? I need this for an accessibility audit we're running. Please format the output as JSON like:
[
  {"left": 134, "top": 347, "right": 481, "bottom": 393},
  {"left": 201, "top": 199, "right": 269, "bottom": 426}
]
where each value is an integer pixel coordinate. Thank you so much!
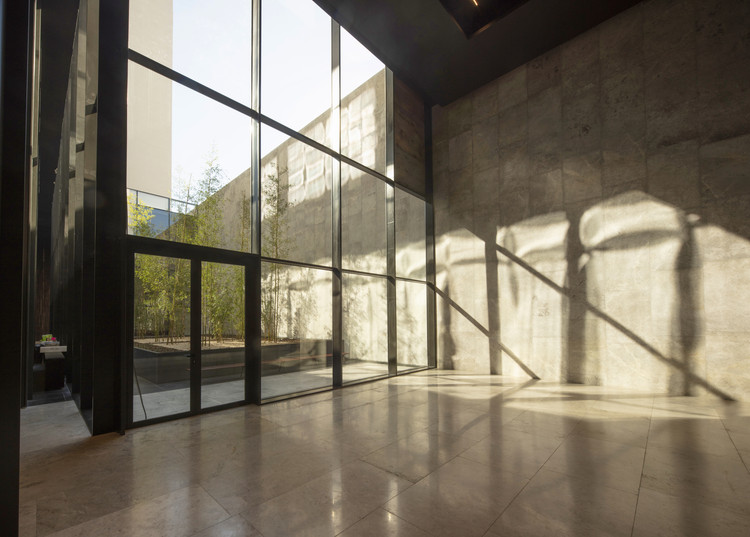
[{"left": 19, "top": 372, "right": 750, "bottom": 537}]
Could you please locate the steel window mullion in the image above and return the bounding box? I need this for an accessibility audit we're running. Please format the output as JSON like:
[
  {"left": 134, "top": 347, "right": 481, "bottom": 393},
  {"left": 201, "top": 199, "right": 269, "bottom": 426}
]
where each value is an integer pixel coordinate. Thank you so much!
[
  {"left": 247, "top": 256, "right": 261, "bottom": 404},
  {"left": 331, "top": 19, "right": 343, "bottom": 387},
  {"left": 385, "top": 69, "right": 397, "bottom": 376},
  {"left": 251, "top": 0, "right": 261, "bottom": 257},
  {"left": 249, "top": 0, "right": 262, "bottom": 402},
  {"left": 128, "top": 49, "right": 259, "bottom": 121},
  {"left": 259, "top": 255, "right": 334, "bottom": 273},
  {"left": 342, "top": 267, "right": 389, "bottom": 280},
  {"left": 424, "top": 102, "right": 437, "bottom": 369},
  {"left": 258, "top": 112, "right": 427, "bottom": 201},
  {"left": 190, "top": 259, "right": 202, "bottom": 412}
]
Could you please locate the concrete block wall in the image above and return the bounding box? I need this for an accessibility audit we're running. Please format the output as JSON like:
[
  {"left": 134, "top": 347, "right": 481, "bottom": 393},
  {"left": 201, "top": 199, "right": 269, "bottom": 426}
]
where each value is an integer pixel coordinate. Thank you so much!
[{"left": 432, "top": 0, "right": 750, "bottom": 400}]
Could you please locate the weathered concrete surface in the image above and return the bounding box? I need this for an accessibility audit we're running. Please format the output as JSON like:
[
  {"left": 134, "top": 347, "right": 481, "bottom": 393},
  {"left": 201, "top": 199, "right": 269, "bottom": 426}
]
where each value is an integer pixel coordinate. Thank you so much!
[{"left": 433, "top": 0, "right": 750, "bottom": 400}]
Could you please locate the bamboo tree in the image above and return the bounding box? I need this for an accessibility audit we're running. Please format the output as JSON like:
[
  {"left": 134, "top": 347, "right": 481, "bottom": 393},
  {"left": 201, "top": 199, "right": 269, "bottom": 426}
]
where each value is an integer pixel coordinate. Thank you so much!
[{"left": 260, "top": 164, "right": 291, "bottom": 342}]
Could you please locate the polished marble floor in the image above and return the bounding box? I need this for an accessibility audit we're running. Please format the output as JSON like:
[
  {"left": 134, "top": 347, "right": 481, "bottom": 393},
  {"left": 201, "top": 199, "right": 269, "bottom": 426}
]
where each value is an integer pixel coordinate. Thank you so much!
[
  {"left": 132, "top": 362, "right": 399, "bottom": 421},
  {"left": 19, "top": 371, "right": 750, "bottom": 536}
]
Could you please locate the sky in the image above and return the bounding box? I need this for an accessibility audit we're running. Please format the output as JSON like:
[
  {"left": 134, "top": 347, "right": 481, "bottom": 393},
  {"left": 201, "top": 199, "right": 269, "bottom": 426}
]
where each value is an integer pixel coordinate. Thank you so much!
[{"left": 133, "top": 0, "right": 384, "bottom": 197}]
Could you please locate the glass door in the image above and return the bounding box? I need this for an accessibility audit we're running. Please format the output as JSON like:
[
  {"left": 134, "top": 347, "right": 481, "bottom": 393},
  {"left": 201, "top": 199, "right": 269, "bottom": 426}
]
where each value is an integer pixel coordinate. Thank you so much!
[
  {"left": 130, "top": 253, "right": 251, "bottom": 424},
  {"left": 132, "top": 253, "right": 192, "bottom": 422},
  {"left": 200, "top": 261, "right": 246, "bottom": 409}
]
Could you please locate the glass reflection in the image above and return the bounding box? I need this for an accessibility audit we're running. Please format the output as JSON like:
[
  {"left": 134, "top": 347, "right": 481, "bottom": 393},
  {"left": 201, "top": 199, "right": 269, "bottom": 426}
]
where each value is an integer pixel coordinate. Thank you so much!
[
  {"left": 395, "top": 189, "right": 427, "bottom": 280},
  {"left": 261, "top": 263, "right": 332, "bottom": 399},
  {"left": 397, "top": 280, "right": 428, "bottom": 370},
  {"left": 261, "top": 124, "right": 332, "bottom": 266},
  {"left": 261, "top": 0, "right": 331, "bottom": 151},
  {"left": 132, "top": 254, "right": 191, "bottom": 421},
  {"left": 201, "top": 261, "right": 245, "bottom": 409},
  {"left": 342, "top": 164, "right": 387, "bottom": 274},
  {"left": 343, "top": 274, "right": 388, "bottom": 382},
  {"left": 341, "top": 27, "right": 387, "bottom": 174},
  {"left": 129, "top": 0, "right": 252, "bottom": 106},
  {"left": 126, "top": 62, "right": 253, "bottom": 250}
]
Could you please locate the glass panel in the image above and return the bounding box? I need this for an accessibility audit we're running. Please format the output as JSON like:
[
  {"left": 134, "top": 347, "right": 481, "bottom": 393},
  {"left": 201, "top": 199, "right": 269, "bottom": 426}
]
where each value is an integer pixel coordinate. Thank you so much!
[
  {"left": 397, "top": 280, "right": 428, "bottom": 370},
  {"left": 395, "top": 189, "right": 427, "bottom": 280},
  {"left": 342, "top": 163, "right": 387, "bottom": 274},
  {"left": 261, "top": 263, "right": 332, "bottom": 399},
  {"left": 137, "top": 191, "right": 169, "bottom": 211},
  {"left": 201, "top": 262, "right": 245, "bottom": 409},
  {"left": 342, "top": 273, "right": 388, "bottom": 383},
  {"left": 261, "top": 124, "right": 332, "bottom": 266},
  {"left": 261, "top": 0, "right": 331, "bottom": 151},
  {"left": 129, "top": 0, "right": 252, "bottom": 106},
  {"left": 341, "top": 28, "right": 386, "bottom": 174},
  {"left": 133, "top": 254, "right": 191, "bottom": 421},
  {"left": 126, "top": 61, "right": 253, "bottom": 250}
]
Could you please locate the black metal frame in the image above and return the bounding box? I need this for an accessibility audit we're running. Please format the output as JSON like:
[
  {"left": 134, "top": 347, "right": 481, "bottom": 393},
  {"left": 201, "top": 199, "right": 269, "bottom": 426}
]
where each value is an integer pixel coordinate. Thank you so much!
[
  {"left": 120, "top": 0, "right": 435, "bottom": 425},
  {"left": 125, "top": 237, "right": 261, "bottom": 427},
  {"left": 424, "top": 101, "right": 437, "bottom": 369}
]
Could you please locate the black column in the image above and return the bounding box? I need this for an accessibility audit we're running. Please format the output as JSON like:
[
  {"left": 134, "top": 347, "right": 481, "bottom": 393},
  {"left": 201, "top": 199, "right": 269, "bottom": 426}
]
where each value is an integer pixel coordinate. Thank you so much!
[
  {"left": 90, "top": 0, "right": 128, "bottom": 434},
  {"left": 0, "top": 0, "right": 32, "bottom": 534}
]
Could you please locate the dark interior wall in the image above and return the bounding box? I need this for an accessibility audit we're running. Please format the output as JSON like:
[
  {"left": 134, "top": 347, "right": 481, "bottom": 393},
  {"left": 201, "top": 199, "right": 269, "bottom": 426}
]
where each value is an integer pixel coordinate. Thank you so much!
[
  {"left": 432, "top": 0, "right": 750, "bottom": 400},
  {"left": 36, "top": 0, "right": 79, "bottom": 247},
  {"left": 0, "top": 0, "right": 31, "bottom": 534}
]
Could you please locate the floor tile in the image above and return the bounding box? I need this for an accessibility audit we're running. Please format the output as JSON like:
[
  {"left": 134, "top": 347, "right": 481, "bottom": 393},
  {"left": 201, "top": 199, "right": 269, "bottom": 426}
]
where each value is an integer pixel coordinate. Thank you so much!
[
  {"left": 44, "top": 486, "right": 228, "bottom": 537},
  {"left": 190, "top": 515, "right": 262, "bottom": 537},
  {"left": 242, "top": 460, "right": 412, "bottom": 537},
  {"left": 572, "top": 414, "right": 651, "bottom": 448},
  {"left": 384, "top": 456, "right": 528, "bottom": 537},
  {"left": 337, "top": 508, "right": 432, "bottom": 537},
  {"left": 647, "top": 417, "right": 738, "bottom": 457},
  {"left": 543, "top": 434, "right": 645, "bottom": 494},
  {"left": 632, "top": 487, "right": 750, "bottom": 537},
  {"left": 641, "top": 444, "right": 750, "bottom": 517},
  {"left": 504, "top": 409, "right": 580, "bottom": 439},
  {"left": 362, "top": 430, "right": 478, "bottom": 482},
  {"left": 489, "top": 468, "right": 638, "bottom": 537},
  {"left": 459, "top": 427, "right": 563, "bottom": 478},
  {"left": 18, "top": 373, "right": 750, "bottom": 537}
]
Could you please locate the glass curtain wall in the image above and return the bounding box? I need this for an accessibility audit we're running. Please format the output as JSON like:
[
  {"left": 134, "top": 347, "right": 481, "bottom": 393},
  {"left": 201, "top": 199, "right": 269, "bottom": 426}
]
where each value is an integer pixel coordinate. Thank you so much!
[{"left": 125, "top": 0, "right": 432, "bottom": 411}]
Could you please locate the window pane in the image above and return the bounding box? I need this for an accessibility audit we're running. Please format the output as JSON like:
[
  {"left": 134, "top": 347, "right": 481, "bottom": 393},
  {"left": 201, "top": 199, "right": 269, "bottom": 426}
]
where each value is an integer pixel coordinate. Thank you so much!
[
  {"left": 397, "top": 280, "right": 428, "bottom": 370},
  {"left": 201, "top": 262, "right": 245, "bottom": 409},
  {"left": 133, "top": 254, "right": 191, "bottom": 421},
  {"left": 341, "top": 28, "right": 386, "bottom": 174},
  {"left": 261, "top": 124, "right": 332, "bottom": 266},
  {"left": 395, "top": 189, "right": 427, "bottom": 280},
  {"left": 343, "top": 274, "right": 388, "bottom": 383},
  {"left": 261, "top": 0, "right": 331, "bottom": 150},
  {"left": 342, "top": 163, "right": 387, "bottom": 274},
  {"left": 137, "top": 191, "right": 170, "bottom": 211},
  {"left": 261, "top": 263, "right": 332, "bottom": 399},
  {"left": 129, "top": 0, "right": 252, "bottom": 106},
  {"left": 126, "top": 61, "right": 253, "bottom": 250}
]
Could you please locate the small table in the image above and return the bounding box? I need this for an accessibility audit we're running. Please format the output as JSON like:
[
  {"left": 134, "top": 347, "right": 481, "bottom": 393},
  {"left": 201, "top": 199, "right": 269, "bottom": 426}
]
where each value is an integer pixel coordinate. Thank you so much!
[{"left": 39, "top": 345, "right": 67, "bottom": 390}]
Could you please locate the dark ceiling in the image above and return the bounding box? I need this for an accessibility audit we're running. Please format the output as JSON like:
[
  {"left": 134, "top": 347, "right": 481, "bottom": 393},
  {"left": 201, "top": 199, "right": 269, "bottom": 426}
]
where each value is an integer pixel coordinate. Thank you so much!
[{"left": 314, "top": 0, "right": 642, "bottom": 105}]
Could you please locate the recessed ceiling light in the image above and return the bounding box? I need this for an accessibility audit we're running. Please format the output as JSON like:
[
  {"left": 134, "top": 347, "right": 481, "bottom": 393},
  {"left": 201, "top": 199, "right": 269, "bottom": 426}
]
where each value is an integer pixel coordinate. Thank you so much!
[{"left": 439, "top": 0, "right": 530, "bottom": 38}]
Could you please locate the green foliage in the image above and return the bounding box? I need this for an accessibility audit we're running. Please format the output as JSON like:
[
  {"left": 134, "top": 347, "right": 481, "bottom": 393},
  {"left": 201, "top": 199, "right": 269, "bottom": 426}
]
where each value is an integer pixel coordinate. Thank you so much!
[
  {"left": 127, "top": 193, "right": 155, "bottom": 238},
  {"left": 260, "top": 164, "right": 292, "bottom": 342},
  {"left": 133, "top": 150, "right": 244, "bottom": 346},
  {"left": 134, "top": 254, "right": 189, "bottom": 344}
]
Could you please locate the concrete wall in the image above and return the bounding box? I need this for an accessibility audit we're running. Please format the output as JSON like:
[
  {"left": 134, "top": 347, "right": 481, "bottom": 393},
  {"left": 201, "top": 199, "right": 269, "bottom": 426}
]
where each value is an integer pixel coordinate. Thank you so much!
[
  {"left": 432, "top": 0, "right": 750, "bottom": 400},
  {"left": 208, "top": 72, "right": 429, "bottom": 366},
  {"left": 394, "top": 78, "right": 426, "bottom": 195},
  {"left": 126, "top": 0, "right": 173, "bottom": 198}
]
